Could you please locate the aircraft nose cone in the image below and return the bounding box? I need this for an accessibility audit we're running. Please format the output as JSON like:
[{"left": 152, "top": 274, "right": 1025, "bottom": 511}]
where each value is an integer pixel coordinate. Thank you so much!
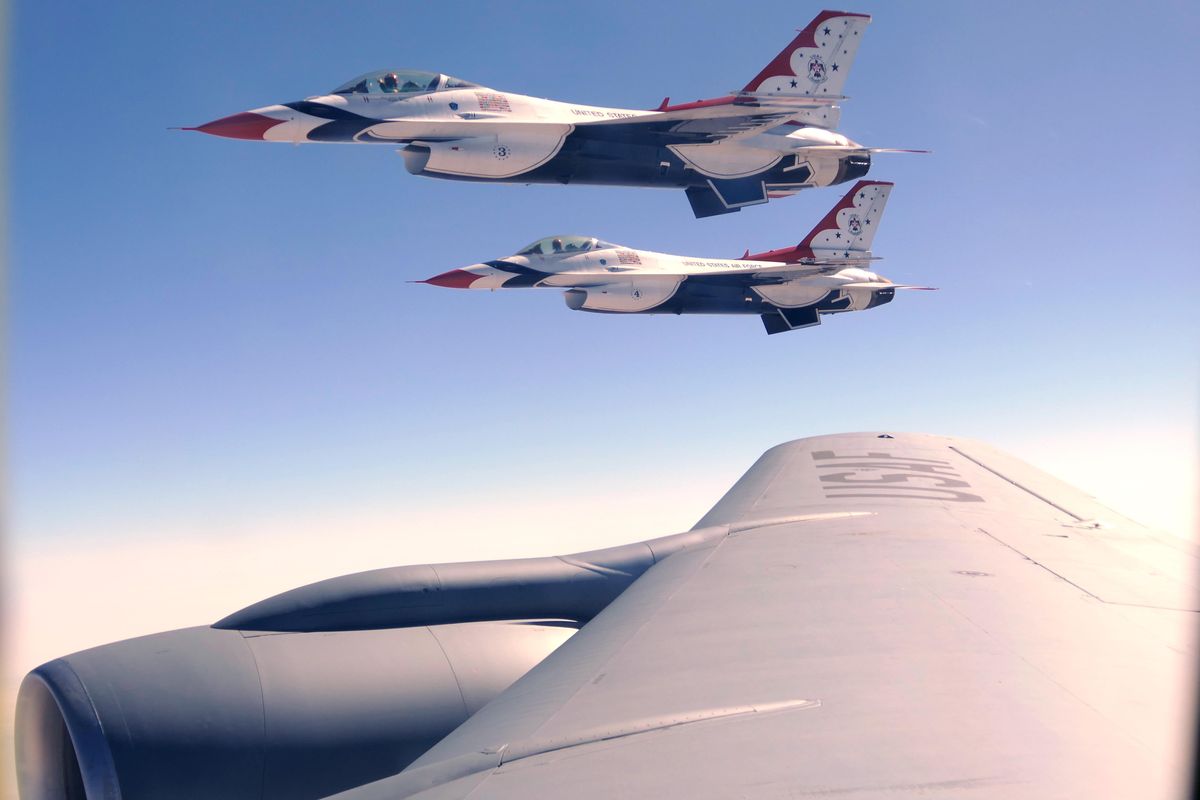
[
  {"left": 420, "top": 269, "right": 481, "bottom": 289},
  {"left": 186, "top": 112, "right": 285, "bottom": 140}
]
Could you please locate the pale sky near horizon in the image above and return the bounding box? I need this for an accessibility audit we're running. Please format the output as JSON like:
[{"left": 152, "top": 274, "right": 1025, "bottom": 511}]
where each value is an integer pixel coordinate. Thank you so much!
[{"left": 3, "top": 1, "right": 1199, "bottom": 794}]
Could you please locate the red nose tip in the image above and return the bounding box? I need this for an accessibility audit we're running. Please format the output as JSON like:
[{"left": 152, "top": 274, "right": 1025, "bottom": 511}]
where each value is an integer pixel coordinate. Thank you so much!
[
  {"left": 420, "top": 269, "right": 480, "bottom": 289},
  {"left": 185, "top": 112, "right": 285, "bottom": 140}
]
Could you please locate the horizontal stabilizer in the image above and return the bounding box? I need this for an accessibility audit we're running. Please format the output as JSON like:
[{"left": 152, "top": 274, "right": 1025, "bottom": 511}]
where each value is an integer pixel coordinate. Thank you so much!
[
  {"left": 786, "top": 146, "right": 930, "bottom": 156},
  {"left": 733, "top": 92, "right": 846, "bottom": 107},
  {"left": 840, "top": 282, "right": 937, "bottom": 290}
]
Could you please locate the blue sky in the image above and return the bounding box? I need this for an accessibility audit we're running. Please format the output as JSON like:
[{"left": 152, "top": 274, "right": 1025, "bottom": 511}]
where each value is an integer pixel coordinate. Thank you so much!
[{"left": 5, "top": 0, "right": 1199, "bottom": 710}]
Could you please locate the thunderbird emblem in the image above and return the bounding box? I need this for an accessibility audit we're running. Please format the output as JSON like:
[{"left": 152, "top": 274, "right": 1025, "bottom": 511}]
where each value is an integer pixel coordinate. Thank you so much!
[
  {"left": 847, "top": 214, "right": 863, "bottom": 236},
  {"left": 807, "top": 54, "right": 828, "bottom": 84}
]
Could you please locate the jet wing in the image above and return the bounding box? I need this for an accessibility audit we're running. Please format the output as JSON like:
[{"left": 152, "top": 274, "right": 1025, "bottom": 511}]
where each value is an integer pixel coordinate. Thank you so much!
[
  {"left": 665, "top": 258, "right": 878, "bottom": 287},
  {"left": 325, "top": 432, "right": 1197, "bottom": 800},
  {"left": 576, "top": 94, "right": 842, "bottom": 146}
]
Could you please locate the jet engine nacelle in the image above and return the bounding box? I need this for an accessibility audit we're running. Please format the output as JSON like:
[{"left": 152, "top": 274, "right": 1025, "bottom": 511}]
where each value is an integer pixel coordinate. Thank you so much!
[
  {"left": 14, "top": 529, "right": 720, "bottom": 800},
  {"left": 15, "top": 620, "right": 574, "bottom": 800},
  {"left": 563, "top": 279, "right": 681, "bottom": 314}
]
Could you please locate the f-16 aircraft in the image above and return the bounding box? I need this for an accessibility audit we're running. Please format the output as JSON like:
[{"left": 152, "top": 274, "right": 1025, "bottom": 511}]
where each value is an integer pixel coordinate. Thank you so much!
[
  {"left": 419, "top": 179, "right": 932, "bottom": 334},
  {"left": 186, "top": 11, "right": 919, "bottom": 218},
  {"left": 14, "top": 433, "right": 1196, "bottom": 800}
]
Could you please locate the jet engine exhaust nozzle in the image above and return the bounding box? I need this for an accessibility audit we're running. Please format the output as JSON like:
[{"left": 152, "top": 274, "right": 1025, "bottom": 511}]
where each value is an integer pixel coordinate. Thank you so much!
[{"left": 837, "top": 152, "right": 871, "bottom": 184}]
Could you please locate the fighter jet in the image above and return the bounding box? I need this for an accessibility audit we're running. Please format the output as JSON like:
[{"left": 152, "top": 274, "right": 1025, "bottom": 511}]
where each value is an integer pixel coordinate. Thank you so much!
[
  {"left": 419, "top": 179, "right": 932, "bottom": 334},
  {"left": 186, "top": 11, "right": 920, "bottom": 218}
]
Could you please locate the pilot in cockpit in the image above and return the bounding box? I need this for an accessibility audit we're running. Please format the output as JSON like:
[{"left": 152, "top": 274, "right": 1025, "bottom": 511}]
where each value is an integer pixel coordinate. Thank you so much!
[
  {"left": 551, "top": 238, "right": 564, "bottom": 253},
  {"left": 379, "top": 72, "right": 399, "bottom": 93}
]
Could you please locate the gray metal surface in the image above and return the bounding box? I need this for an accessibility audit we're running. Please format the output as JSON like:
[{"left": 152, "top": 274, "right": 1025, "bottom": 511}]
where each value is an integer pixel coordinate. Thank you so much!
[
  {"left": 216, "top": 529, "right": 718, "bottom": 632},
  {"left": 16, "top": 621, "right": 575, "bottom": 800},
  {"left": 325, "top": 432, "right": 1197, "bottom": 800}
]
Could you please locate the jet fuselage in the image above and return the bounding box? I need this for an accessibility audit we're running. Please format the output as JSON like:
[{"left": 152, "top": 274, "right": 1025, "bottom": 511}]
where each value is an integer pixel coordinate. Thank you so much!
[
  {"left": 429, "top": 245, "right": 893, "bottom": 319},
  {"left": 197, "top": 86, "right": 871, "bottom": 196},
  {"left": 190, "top": 11, "right": 886, "bottom": 217}
]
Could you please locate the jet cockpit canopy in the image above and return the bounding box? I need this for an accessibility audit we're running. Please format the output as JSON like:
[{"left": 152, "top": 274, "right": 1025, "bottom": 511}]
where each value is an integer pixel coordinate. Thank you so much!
[
  {"left": 331, "top": 70, "right": 478, "bottom": 95},
  {"left": 516, "top": 235, "right": 619, "bottom": 256}
]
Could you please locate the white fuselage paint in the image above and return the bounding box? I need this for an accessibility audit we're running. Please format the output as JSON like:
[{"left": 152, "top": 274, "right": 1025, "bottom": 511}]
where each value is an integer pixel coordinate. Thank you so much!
[
  {"left": 250, "top": 88, "right": 861, "bottom": 182},
  {"left": 457, "top": 247, "right": 887, "bottom": 314}
]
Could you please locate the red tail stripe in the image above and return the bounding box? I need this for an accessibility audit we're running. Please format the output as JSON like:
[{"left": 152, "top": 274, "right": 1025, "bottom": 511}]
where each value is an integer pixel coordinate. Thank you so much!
[
  {"left": 742, "top": 179, "right": 891, "bottom": 262},
  {"left": 798, "top": 180, "right": 891, "bottom": 248}
]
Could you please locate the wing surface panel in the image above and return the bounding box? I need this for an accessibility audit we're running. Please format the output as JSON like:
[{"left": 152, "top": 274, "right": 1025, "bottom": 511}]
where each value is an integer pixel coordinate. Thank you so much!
[
  {"left": 326, "top": 433, "right": 1196, "bottom": 800},
  {"left": 554, "top": 258, "right": 875, "bottom": 289}
]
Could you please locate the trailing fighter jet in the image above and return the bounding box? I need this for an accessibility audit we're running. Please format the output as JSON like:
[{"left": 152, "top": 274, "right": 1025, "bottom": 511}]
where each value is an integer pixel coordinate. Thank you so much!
[
  {"left": 186, "top": 11, "right": 921, "bottom": 218},
  {"left": 419, "top": 179, "right": 933, "bottom": 334}
]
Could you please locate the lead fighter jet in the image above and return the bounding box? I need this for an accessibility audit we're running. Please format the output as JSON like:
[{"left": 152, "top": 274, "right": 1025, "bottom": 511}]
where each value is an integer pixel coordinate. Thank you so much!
[
  {"left": 420, "top": 180, "right": 933, "bottom": 334},
  {"left": 187, "top": 11, "right": 918, "bottom": 218}
]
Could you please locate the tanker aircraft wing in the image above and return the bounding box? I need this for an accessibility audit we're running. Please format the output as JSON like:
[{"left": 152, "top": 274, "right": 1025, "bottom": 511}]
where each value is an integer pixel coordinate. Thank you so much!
[{"left": 326, "top": 432, "right": 1196, "bottom": 800}]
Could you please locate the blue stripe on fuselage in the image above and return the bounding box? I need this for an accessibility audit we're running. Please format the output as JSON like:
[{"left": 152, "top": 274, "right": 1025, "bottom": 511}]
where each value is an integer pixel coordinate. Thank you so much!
[{"left": 486, "top": 260, "right": 553, "bottom": 288}]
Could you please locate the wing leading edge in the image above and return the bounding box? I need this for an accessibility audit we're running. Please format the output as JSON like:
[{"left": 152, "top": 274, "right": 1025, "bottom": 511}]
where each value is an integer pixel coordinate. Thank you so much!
[{"left": 325, "top": 432, "right": 1197, "bottom": 800}]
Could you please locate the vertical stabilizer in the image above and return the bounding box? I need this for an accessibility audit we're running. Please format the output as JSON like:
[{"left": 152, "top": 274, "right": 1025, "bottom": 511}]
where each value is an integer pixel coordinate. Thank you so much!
[
  {"left": 743, "top": 11, "right": 871, "bottom": 98},
  {"left": 800, "top": 180, "right": 892, "bottom": 253}
]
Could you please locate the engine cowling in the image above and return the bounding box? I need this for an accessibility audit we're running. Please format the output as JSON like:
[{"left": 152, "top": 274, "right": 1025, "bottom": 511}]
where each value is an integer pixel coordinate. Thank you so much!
[
  {"left": 14, "top": 530, "right": 724, "bottom": 800},
  {"left": 15, "top": 620, "right": 574, "bottom": 800}
]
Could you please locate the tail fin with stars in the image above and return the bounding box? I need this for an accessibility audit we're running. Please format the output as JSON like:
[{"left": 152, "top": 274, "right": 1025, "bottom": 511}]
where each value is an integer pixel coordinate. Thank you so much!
[{"left": 742, "top": 11, "right": 871, "bottom": 101}]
